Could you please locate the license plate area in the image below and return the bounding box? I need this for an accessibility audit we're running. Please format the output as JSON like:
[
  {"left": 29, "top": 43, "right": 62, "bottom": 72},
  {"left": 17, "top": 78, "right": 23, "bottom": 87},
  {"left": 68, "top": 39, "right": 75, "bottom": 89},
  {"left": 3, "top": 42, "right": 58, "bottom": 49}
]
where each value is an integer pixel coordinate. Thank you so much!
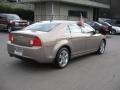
[{"left": 14, "top": 47, "right": 23, "bottom": 56}]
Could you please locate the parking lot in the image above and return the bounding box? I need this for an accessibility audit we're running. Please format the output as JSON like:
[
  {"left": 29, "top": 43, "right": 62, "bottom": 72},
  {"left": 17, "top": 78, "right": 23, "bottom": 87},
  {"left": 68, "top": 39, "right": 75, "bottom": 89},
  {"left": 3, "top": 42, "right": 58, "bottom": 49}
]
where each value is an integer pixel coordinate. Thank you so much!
[{"left": 1, "top": 32, "right": 120, "bottom": 90}]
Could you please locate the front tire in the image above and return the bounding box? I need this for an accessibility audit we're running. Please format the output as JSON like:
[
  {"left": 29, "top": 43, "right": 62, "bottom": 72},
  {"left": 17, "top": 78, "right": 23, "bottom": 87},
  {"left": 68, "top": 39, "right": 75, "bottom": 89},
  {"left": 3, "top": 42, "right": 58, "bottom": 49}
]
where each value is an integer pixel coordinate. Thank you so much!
[
  {"left": 54, "top": 48, "right": 70, "bottom": 68},
  {"left": 97, "top": 40, "right": 106, "bottom": 54}
]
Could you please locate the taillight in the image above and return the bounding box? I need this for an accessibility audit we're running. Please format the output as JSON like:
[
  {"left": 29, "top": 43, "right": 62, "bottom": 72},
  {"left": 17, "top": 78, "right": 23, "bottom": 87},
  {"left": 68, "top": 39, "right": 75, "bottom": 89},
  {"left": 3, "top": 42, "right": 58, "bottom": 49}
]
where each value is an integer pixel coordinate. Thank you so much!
[
  {"left": 9, "top": 33, "right": 14, "bottom": 42},
  {"left": 30, "top": 36, "right": 42, "bottom": 47}
]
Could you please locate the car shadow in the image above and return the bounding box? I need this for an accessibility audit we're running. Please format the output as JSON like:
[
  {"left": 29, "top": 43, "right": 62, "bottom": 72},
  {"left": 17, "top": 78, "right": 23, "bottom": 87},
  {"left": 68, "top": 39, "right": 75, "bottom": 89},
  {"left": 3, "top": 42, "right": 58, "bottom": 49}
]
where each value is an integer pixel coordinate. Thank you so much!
[
  {"left": 11, "top": 60, "right": 56, "bottom": 72},
  {"left": 9, "top": 53, "right": 97, "bottom": 72},
  {"left": 69, "top": 53, "right": 96, "bottom": 64}
]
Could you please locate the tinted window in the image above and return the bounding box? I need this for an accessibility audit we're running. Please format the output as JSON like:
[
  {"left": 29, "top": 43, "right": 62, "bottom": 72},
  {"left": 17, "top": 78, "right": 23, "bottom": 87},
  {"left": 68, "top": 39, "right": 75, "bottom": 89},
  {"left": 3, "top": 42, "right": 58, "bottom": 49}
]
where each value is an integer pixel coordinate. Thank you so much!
[{"left": 25, "top": 22, "right": 60, "bottom": 32}]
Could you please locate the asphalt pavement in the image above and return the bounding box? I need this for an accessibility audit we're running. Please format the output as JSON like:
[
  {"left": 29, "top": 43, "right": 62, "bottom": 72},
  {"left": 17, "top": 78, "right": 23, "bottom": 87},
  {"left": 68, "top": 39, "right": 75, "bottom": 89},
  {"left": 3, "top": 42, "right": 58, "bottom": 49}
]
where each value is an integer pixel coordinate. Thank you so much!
[{"left": 0, "top": 32, "right": 120, "bottom": 90}]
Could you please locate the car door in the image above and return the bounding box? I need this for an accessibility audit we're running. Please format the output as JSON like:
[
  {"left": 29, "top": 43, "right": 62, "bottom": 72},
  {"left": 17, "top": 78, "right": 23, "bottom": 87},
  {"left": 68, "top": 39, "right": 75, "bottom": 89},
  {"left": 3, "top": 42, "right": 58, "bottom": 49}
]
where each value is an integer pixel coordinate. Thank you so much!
[
  {"left": 81, "top": 24, "right": 101, "bottom": 52},
  {"left": 68, "top": 23, "right": 86, "bottom": 56}
]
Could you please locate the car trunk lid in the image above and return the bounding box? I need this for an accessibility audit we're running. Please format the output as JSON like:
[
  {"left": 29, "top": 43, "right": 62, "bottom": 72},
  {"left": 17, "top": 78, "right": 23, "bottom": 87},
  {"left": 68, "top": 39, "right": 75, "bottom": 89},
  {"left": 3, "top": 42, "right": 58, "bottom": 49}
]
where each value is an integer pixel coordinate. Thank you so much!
[{"left": 10, "top": 30, "right": 45, "bottom": 47}]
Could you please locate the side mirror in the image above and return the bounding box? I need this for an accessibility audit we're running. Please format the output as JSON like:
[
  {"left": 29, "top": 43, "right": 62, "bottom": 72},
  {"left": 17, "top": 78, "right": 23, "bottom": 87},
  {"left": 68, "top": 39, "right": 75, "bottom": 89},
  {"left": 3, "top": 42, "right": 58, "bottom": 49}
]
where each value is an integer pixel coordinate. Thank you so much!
[{"left": 90, "top": 31, "right": 96, "bottom": 35}]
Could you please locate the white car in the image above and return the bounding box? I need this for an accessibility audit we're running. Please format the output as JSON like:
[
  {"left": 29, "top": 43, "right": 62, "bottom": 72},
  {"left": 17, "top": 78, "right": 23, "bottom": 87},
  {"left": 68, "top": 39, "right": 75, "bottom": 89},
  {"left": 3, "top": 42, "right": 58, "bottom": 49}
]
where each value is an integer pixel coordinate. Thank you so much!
[{"left": 112, "top": 26, "right": 120, "bottom": 34}]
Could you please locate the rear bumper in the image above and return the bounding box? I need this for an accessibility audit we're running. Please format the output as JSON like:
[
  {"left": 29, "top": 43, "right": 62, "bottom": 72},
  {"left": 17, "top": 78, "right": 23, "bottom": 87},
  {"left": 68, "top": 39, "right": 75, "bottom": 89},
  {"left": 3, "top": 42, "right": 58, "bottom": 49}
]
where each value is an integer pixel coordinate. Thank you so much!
[{"left": 7, "top": 42, "right": 54, "bottom": 63}]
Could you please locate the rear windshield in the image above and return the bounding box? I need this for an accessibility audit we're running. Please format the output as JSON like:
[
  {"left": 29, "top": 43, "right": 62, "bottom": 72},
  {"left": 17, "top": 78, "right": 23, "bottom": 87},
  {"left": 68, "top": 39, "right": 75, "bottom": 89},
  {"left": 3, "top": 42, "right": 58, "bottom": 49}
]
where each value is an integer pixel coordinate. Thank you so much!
[
  {"left": 25, "top": 22, "right": 60, "bottom": 32},
  {"left": 7, "top": 14, "right": 21, "bottom": 20}
]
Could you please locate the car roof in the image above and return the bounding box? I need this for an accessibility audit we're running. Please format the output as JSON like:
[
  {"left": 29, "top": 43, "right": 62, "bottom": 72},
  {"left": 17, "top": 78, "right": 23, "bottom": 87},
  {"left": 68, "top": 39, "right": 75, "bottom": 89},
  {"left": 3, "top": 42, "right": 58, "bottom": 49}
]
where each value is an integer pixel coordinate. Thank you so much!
[{"left": 37, "top": 20, "right": 80, "bottom": 24}]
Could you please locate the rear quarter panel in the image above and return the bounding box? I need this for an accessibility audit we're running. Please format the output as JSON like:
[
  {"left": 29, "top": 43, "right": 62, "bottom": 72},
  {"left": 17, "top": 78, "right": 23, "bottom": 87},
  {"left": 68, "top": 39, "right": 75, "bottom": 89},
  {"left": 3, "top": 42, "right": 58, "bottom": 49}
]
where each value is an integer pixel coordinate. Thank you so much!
[{"left": 40, "top": 24, "right": 72, "bottom": 61}]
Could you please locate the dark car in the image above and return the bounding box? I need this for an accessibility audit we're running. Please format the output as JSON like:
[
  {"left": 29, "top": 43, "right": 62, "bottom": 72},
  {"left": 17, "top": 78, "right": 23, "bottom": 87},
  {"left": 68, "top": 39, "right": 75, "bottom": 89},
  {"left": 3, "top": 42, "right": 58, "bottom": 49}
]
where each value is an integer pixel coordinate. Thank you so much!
[
  {"left": 102, "top": 20, "right": 120, "bottom": 34},
  {"left": 87, "top": 21, "right": 109, "bottom": 35},
  {"left": 0, "top": 13, "right": 29, "bottom": 32},
  {"left": 99, "top": 22, "right": 112, "bottom": 34}
]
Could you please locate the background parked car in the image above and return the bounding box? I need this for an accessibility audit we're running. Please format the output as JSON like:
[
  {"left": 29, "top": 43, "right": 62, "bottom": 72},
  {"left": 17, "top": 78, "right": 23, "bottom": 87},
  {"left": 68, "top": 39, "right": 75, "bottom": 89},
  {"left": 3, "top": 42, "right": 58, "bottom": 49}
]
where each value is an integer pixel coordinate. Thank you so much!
[
  {"left": 87, "top": 21, "right": 110, "bottom": 35},
  {"left": 102, "top": 20, "right": 120, "bottom": 34},
  {"left": 7, "top": 20, "right": 106, "bottom": 68},
  {"left": 99, "top": 22, "right": 112, "bottom": 34},
  {"left": 0, "top": 13, "right": 29, "bottom": 32}
]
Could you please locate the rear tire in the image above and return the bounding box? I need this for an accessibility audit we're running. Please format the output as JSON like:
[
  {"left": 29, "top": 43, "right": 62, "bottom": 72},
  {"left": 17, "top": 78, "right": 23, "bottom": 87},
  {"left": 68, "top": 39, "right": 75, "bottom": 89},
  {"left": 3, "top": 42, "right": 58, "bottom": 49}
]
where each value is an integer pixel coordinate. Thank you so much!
[{"left": 54, "top": 47, "right": 70, "bottom": 68}]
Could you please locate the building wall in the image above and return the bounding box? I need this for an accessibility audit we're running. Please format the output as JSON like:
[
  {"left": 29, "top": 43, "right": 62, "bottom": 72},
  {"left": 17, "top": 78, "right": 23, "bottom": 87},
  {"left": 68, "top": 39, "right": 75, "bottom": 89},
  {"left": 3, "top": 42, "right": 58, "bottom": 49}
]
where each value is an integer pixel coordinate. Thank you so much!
[
  {"left": 110, "top": 0, "right": 120, "bottom": 18},
  {"left": 34, "top": 2, "right": 93, "bottom": 22}
]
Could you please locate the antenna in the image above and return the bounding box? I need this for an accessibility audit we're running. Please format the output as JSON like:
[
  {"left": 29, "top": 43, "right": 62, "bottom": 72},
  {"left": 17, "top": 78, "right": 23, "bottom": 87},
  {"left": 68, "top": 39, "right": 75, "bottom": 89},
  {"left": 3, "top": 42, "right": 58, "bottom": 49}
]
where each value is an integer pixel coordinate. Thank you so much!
[{"left": 50, "top": 1, "right": 54, "bottom": 22}]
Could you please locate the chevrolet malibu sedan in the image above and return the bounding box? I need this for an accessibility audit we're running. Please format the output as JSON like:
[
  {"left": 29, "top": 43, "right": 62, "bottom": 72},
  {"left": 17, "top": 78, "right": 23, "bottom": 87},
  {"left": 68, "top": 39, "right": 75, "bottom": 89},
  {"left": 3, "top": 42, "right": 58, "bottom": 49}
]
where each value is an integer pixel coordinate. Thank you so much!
[{"left": 7, "top": 21, "right": 106, "bottom": 68}]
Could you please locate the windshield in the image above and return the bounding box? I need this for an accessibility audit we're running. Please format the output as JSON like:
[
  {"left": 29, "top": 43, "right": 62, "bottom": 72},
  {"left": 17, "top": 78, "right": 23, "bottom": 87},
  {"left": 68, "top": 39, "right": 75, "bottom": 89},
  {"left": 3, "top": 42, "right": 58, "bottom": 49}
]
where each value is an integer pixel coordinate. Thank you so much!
[
  {"left": 7, "top": 14, "right": 21, "bottom": 20},
  {"left": 25, "top": 22, "right": 60, "bottom": 32}
]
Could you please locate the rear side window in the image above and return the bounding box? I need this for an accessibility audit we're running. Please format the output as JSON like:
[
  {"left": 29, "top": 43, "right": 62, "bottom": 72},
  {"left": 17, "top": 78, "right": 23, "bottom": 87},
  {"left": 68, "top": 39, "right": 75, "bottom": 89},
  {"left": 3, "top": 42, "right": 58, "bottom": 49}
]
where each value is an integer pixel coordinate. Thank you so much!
[{"left": 25, "top": 22, "right": 60, "bottom": 32}]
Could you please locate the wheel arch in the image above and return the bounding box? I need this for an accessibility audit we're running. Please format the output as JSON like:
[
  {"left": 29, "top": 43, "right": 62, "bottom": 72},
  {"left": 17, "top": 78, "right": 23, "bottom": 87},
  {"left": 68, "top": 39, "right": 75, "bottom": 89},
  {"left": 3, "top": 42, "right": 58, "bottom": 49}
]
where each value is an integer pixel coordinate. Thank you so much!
[{"left": 55, "top": 45, "right": 71, "bottom": 59}]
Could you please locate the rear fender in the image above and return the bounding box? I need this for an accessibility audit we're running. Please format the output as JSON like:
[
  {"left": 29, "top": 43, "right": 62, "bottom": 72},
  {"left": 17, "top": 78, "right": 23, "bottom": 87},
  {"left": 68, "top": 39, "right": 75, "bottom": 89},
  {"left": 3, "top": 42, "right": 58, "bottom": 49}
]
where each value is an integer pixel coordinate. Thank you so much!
[{"left": 53, "top": 39, "right": 71, "bottom": 58}]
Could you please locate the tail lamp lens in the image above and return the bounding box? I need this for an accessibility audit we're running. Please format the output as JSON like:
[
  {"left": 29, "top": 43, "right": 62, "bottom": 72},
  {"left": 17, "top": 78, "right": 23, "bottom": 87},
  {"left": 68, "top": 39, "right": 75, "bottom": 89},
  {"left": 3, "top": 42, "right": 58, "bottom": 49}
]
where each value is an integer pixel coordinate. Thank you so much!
[
  {"left": 30, "top": 36, "right": 42, "bottom": 47},
  {"left": 9, "top": 33, "right": 14, "bottom": 42}
]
